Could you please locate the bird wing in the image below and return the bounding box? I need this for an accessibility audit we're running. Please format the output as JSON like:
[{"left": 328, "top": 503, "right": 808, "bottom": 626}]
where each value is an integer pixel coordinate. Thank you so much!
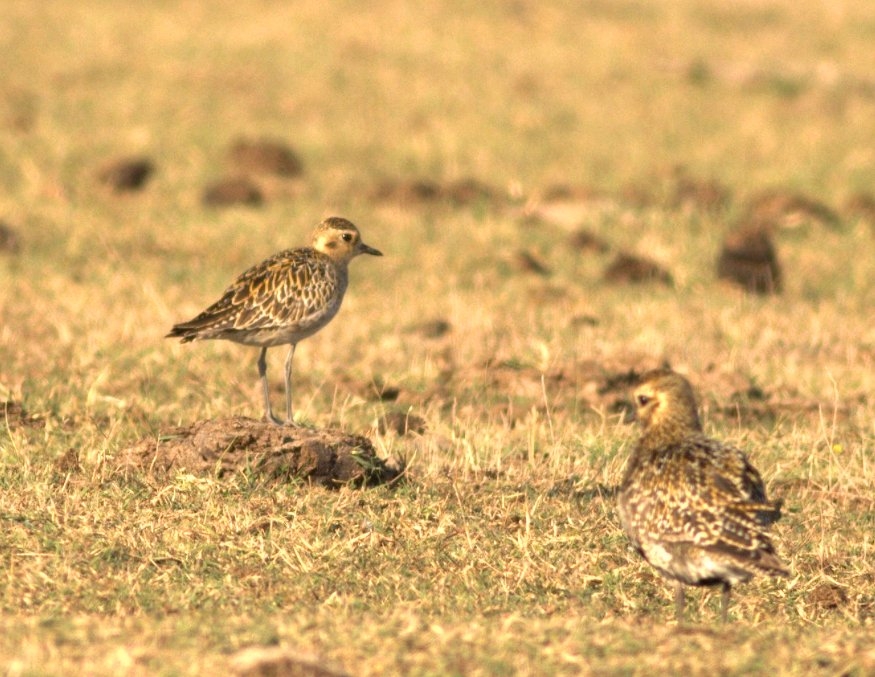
[
  {"left": 642, "top": 440, "right": 787, "bottom": 574},
  {"left": 169, "top": 249, "right": 341, "bottom": 338}
]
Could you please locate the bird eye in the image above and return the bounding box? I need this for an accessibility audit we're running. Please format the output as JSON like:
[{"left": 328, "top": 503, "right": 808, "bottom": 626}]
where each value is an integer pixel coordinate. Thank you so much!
[
  {"left": 637, "top": 394, "right": 650, "bottom": 406},
  {"left": 341, "top": 232, "right": 353, "bottom": 242}
]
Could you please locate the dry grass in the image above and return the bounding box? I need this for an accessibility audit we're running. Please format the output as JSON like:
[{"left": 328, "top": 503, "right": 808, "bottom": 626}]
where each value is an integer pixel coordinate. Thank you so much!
[{"left": 2, "top": 1, "right": 875, "bottom": 674}]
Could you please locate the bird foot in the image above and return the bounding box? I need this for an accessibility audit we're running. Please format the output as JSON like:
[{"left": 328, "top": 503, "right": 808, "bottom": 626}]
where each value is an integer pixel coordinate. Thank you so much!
[{"left": 264, "top": 413, "right": 286, "bottom": 426}]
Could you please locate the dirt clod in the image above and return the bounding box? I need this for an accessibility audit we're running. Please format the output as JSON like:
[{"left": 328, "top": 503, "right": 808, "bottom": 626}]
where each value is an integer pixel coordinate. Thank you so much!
[
  {"left": 379, "top": 411, "right": 427, "bottom": 436},
  {"left": 603, "top": 253, "right": 672, "bottom": 286},
  {"left": 405, "top": 318, "right": 452, "bottom": 339},
  {"left": 844, "top": 192, "right": 875, "bottom": 225},
  {"left": 203, "top": 176, "right": 264, "bottom": 207},
  {"left": 0, "top": 221, "right": 21, "bottom": 253},
  {"left": 745, "top": 189, "right": 839, "bottom": 230},
  {"left": 116, "top": 417, "right": 402, "bottom": 487},
  {"left": 512, "top": 249, "right": 551, "bottom": 276},
  {"left": 97, "top": 156, "right": 154, "bottom": 191},
  {"left": 54, "top": 447, "right": 80, "bottom": 475},
  {"left": 1, "top": 401, "right": 44, "bottom": 429},
  {"left": 717, "top": 227, "right": 782, "bottom": 294},
  {"left": 228, "top": 138, "right": 303, "bottom": 177},
  {"left": 567, "top": 228, "right": 610, "bottom": 253},
  {"left": 670, "top": 172, "right": 731, "bottom": 212},
  {"left": 807, "top": 583, "right": 849, "bottom": 611}
]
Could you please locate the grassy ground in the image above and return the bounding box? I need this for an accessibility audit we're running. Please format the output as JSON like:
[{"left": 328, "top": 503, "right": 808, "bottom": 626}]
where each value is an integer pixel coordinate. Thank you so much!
[{"left": 2, "top": 0, "right": 875, "bottom": 674}]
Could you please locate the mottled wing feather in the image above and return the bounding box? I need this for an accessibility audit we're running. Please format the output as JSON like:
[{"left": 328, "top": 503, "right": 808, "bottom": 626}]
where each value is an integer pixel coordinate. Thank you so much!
[
  {"left": 168, "top": 248, "right": 341, "bottom": 340},
  {"left": 619, "top": 435, "right": 787, "bottom": 580}
]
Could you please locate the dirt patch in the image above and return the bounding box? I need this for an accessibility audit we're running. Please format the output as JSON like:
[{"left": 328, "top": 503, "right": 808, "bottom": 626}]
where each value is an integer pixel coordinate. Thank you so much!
[
  {"left": 844, "top": 192, "right": 875, "bottom": 225},
  {"left": 744, "top": 189, "right": 839, "bottom": 231},
  {"left": 96, "top": 156, "right": 154, "bottom": 192},
  {"left": 807, "top": 583, "right": 849, "bottom": 612},
  {"left": 717, "top": 226, "right": 782, "bottom": 294},
  {"left": 617, "top": 182, "right": 656, "bottom": 208},
  {"left": 116, "top": 417, "right": 402, "bottom": 487},
  {"left": 442, "top": 177, "right": 501, "bottom": 206},
  {"left": 367, "top": 176, "right": 502, "bottom": 207},
  {"left": 202, "top": 176, "right": 264, "bottom": 207},
  {"left": 368, "top": 178, "right": 441, "bottom": 205},
  {"left": 0, "top": 221, "right": 21, "bottom": 254},
  {"left": 669, "top": 170, "right": 731, "bottom": 213},
  {"left": 1, "top": 401, "right": 45, "bottom": 429},
  {"left": 53, "top": 447, "right": 80, "bottom": 475},
  {"left": 228, "top": 138, "right": 303, "bottom": 177},
  {"left": 404, "top": 318, "right": 452, "bottom": 339},
  {"left": 511, "top": 249, "right": 551, "bottom": 276},
  {"left": 378, "top": 411, "right": 427, "bottom": 436},
  {"left": 230, "top": 646, "right": 349, "bottom": 677},
  {"left": 567, "top": 227, "right": 611, "bottom": 253},
  {"left": 603, "top": 252, "right": 673, "bottom": 286},
  {"left": 539, "top": 183, "right": 605, "bottom": 202}
]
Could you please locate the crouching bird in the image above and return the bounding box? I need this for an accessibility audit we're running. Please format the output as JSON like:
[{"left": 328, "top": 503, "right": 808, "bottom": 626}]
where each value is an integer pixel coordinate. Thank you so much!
[{"left": 617, "top": 368, "right": 789, "bottom": 622}]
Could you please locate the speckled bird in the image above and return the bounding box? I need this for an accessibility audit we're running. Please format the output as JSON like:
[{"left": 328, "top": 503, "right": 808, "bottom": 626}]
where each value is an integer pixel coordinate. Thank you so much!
[
  {"left": 617, "top": 368, "right": 789, "bottom": 622},
  {"left": 167, "top": 216, "right": 382, "bottom": 425}
]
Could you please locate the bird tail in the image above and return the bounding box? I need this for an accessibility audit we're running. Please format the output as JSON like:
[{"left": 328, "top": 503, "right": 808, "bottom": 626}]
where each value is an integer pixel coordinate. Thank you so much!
[
  {"left": 165, "top": 325, "right": 198, "bottom": 342},
  {"left": 709, "top": 499, "right": 790, "bottom": 578},
  {"left": 731, "top": 498, "right": 783, "bottom": 527}
]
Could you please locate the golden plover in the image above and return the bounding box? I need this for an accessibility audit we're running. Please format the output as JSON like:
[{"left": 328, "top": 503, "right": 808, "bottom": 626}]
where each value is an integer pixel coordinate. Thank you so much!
[
  {"left": 617, "top": 368, "right": 788, "bottom": 622},
  {"left": 167, "top": 216, "right": 382, "bottom": 425}
]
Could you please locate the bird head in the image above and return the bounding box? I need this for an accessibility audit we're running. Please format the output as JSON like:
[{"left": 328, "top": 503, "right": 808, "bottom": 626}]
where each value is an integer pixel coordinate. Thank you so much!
[
  {"left": 312, "top": 217, "right": 383, "bottom": 262},
  {"left": 630, "top": 368, "right": 702, "bottom": 443}
]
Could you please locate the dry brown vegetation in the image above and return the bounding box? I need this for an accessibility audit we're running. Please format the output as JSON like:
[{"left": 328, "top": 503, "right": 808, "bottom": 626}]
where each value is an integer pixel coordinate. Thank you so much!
[{"left": 2, "top": 1, "right": 875, "bottom": 675}]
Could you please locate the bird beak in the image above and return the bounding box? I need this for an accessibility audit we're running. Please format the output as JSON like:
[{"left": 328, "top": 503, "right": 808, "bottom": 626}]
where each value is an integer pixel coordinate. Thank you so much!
[
  {"left": 359, "top": 242, "right": 383, "bottom": 256},
  {"left": 622, "top": 405, "right": 637, "bottom": 425}
]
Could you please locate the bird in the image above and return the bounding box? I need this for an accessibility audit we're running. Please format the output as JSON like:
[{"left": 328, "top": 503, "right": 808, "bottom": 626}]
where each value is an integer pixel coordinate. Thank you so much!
[
  {"left": 616, "top": 368, "right": 789, "bottom": 622},
  {"left": 166, "top": 216, "right": 382, "bottom": 425}
]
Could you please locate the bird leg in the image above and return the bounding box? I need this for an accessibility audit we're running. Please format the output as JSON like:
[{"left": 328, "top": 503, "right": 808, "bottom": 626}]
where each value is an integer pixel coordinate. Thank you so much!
[
  {"left": 283, "top": 344, "right": 298, "bottom": 426},
  {"left": 720, "top": 582, "right": 732, "bottom": 623},
  {"left": 257, "top": 347, "right": 283, "bottom": 426},
  {"left": 675, "top": 582, "right": 686, "bottom": 624}
]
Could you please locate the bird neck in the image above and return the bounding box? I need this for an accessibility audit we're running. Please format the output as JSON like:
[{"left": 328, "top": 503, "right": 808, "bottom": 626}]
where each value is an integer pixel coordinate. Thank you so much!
[{"left": 640, "top": 413, "right": 701, "bottom": 451}]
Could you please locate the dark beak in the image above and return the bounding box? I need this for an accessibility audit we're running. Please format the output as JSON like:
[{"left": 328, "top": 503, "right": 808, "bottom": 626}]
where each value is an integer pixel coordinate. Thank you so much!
[
  {"left": 622, "top": 405, "right": 637, "bottom": 425},
  {"left": 359, "top": 242, "right": 383, "bottom": 256}
]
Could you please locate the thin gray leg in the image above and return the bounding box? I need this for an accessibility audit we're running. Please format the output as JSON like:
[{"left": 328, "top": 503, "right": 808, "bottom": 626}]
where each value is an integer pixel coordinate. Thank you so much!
[
  {"left": 257, "top": 347, "right": 282, "bottom": 425},
  {"left": 675, "top": 582, "right": 685, "bottom": 624},
  {"left": 720, "top": 582, "right": 731, "bottom": 623},
  {"left": 283, "top": 343, "right": 297, "bottom": 425}
]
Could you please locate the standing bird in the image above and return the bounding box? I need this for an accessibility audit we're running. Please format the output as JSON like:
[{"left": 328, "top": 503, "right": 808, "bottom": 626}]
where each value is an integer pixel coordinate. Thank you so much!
[
  {"left": 167, "top": 216, "right": 382, "bottom": 425},
  {"left": 617, "top": 368, "right": 789, "bottom": 622}
]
